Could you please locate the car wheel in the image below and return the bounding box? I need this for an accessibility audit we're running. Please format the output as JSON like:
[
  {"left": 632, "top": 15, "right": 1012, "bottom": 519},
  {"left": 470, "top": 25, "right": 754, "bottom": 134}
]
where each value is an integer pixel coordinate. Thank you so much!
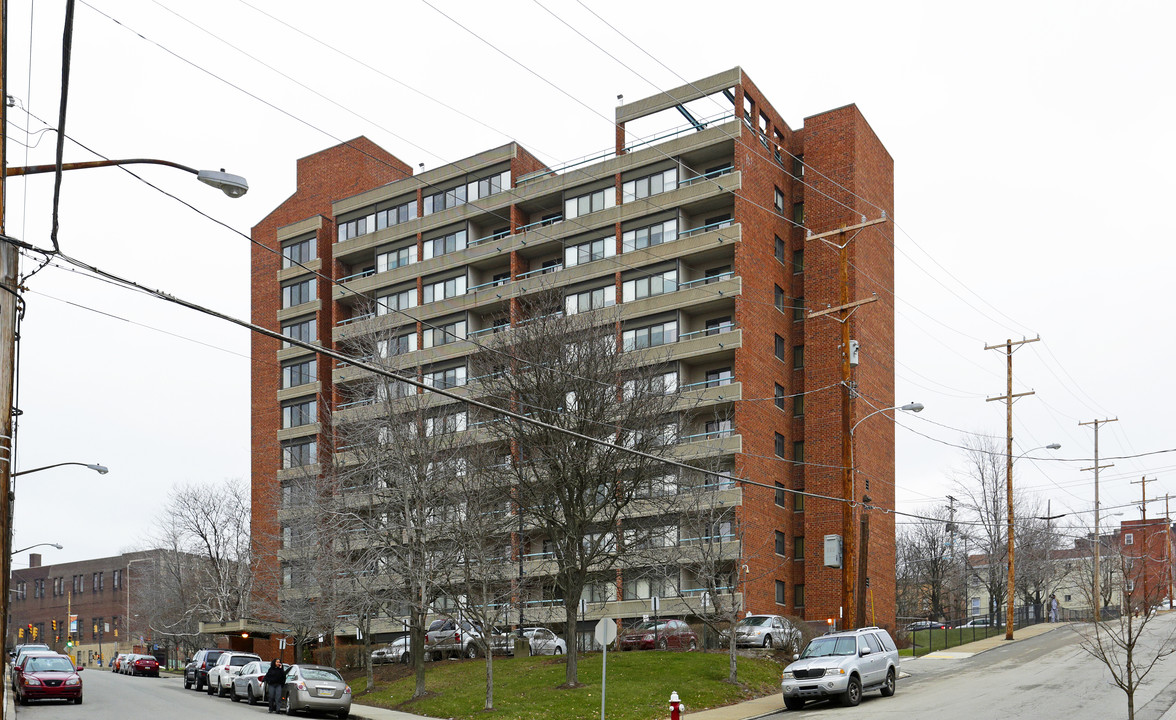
[
  {"left": 841, "top": 675, "right": 862, "bottom": 707},
  {"left": 688, "top": 638, "right": 698, "bottom": 651},
  {"left": 880, "top": 668, "right": 896, "bottom": 697},
  {"left": 18, "top": 694, "right": 27, "bottom": 706},
  {"left": 285, "top": 695, "right": 298, "bottom": 716},
  {"left": 763, "top": 635, "right": 774, "bottom": 649},
  {"left": 75, "top": 695, "right": 83, "bottom": 705},
  {"left": 657, "top": 638, "right": 668, "bottom": 651},
  {"left": 465, "top": 644, "right": 479, "bottom": 659},
  {"left": 184, "top": 677, "right": 192, "bottom": 690},
  {"left": 554, "top": 646, "right": 563, "bottom": 655},
  {"left": 231, "top": 685, "right": 241, "bottom": 702},
  {"left": 195, "top": 678, "right": 204, "bottom": 692},
  {"left": 248, "top": 687, "right": 258, "bottom": 705},
  {"left": 338, "top": 712, "right": 349, "bottom": 720},
  {"left": 784, "top": 697, "right": 805, "bottom": 711},
  {"left": 219, "top": 680, "right": 229, "bottom": 697}
]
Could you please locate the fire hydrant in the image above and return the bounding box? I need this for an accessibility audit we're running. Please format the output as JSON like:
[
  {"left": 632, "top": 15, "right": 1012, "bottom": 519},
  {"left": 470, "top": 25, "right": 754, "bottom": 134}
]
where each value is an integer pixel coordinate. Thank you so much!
[{"left": 670, "top": 691, "right": 684, "bottom": 720}]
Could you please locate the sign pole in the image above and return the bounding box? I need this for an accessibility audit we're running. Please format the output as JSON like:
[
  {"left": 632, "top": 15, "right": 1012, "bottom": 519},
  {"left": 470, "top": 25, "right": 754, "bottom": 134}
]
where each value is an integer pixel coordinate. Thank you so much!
[{"left": 594, "top": 618, "right": 617, "bottom": 720}]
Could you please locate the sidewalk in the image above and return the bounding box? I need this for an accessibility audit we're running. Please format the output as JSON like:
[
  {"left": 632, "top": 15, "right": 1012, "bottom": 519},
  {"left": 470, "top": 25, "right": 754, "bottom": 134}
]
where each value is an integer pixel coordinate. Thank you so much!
[{"left": 910, "top": 621, "right": 1061, "bottom": 660}]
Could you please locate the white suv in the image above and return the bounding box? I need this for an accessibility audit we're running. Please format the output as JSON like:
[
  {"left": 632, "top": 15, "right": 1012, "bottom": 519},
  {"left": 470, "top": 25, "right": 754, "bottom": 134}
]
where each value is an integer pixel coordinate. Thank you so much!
[
  {"left": 781, "top": 626, "right": 898, "bottom": 710},
  {"left": 206, "top": 651, "right": 261, "bottom": 697}
]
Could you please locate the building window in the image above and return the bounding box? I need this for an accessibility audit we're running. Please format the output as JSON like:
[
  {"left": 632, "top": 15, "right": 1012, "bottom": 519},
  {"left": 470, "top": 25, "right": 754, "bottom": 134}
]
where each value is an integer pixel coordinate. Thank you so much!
[
  {"left": 1126, "top": 579, "right": 1135, "bottom": 592},
  {"left": 565, "top": 236, "right": 615, "bottom": 268},
  {"left": 774, "top": 187, "right": 785, "bottom": 214},
  {"left": 705, "top": 368, "right": 733, "bottom": 388},
  {"left": 423, "top": 184, "right": 467, "bottom": 215},
  {"left": 622, "top": 321, "right": 678, "bottom": 352},
  {"left": 775, "top": 384, "right": 787, "bottom": 411},
  {"left": 1125, "top": 533, "right": 1134, "bottom": 545},
  {"left": 424, "top": 365, "right": 468, "bottom": 390},
  {"left": 622, "top": 219, "right": 677, "bottom": 253},
  {"left": 376, "top": 243, "right": 417, "bottom": 273},
  {"left": 423, "top": 318, "right": 467, "bottom": 349},
  {"left": 705, "top": 317, "right": 733, "bottom": 336},
  {"left": 775, "top": 531, "right": 787, "bottom": 556},
  {"left": 793, "top": 155, "right": 804, "bottom": 178},
  {"left": 775, "top": 236, "right": 786, "bottom": 263},
  {"left": 375, "top": 198, "right": 418, "bottom": 230},
  {"left": 775, "top": 482, "right": 788, "bottom": 507},
  {"left": 623, "top": 270, "right": 678, "bottom": 302},
  {"left": 775, "top": 335, "right": 787, "bottom": 362},
  {"left": 793, "top": 345, "right": 804, "bottom": 369},
  {"left": 282, "top": 317, "right": 315, "bottom": 348},
  {"left": 337, "top": 214, "right": 373, "bottom": 242},
  {"left": 793, "top": 296, "right": 805, "bottom": 322},
  {"left": 113, "top": 569, "right": 122, "bottom": 590},
  {"left": 793, "top": 202, "right": 805, "bottom": 225},
  {"left": 423, "top": 229, "right": 468, "bottom": 260},
  {"left": 467, "top": 170, "right": 512, "bottom": 202},
  {"left": 793, "top": 441, "right": 805, "bottom": 464},
  {"left": 623, "top": 168, "right": 678, "bottom": 202},
  {"left": 794, "top": 536, "right": 805, "bottom": 559},
  {"left": 282, "top": 237, "right": 315, "bottom": 269},
  {"left": 566, "top": 285, "right": 617, "bottom": 315},
  {"left": 425, "top": 409, "right": 467, "bottom": 436},
  {"left": 282, "top": 279, "right": 315, "bottom": 308},
  {"left": 775, "top": 433, "right": 787, "bottom": 458},
  {"left": 282, "top": 359, "right": 317, "bottom": 389},
  {"left": 423, "top": 274, "right": 468, "bottom": 303},
  {"left": 623, "top": 371, "right": 678, "bottom": 399},
  {"left": 792, "top": 248, "right": 804, "bottom": 274},
  {"left": 565, "top": 186, "right": 616, "bottom": 220},
  {"left": 282, "top": 440, "right": 317, "bottom": 469},
  {"left": 793, "top": 583, "right": 805, "bottom": 607},
  {"left": 775, "top": 285, "right": 787, "bottom": 313},
  {"left": 793, "top": 394, "right": 805, "bottom": 417},
  {"left": 378, "top": 332, "right": 418, "bottom": 357},
  {"left": 705, "top": 419, "right": 733, "bottom": 438},
  {"left": 704, "top": 265, "right": 731, "bottom": 283},
  {"left": 776, "top": 580, "right": 787, "bottom": 606},
  {"left": 376, "top": 287, "right": 417, "bottom": 315},
  {"left": 282, "top": 399, "right": 317, "bottom": 429},
  {"left": 92, "top": 573, "right": 98, "bottom": 592},
  {"left": 794, "top": 493, "right": 805, "bottom": 512}
]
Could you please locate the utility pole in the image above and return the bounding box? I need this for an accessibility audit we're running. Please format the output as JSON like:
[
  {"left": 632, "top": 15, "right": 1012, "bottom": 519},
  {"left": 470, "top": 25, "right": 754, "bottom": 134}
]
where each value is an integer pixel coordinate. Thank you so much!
[
  {"left": 1130, "top": 476, "right": 1150, "bottom": 610},
  {"left": 806, "top": 216, "right": 885, "bottom": 629},
  {"left": 1166, "top": 494, "right": 1173, "bottom": 608},
  {"left": 0, "top": 0, "right": 16, "bottom": 659},
  {"left": 1080, "top": 417, "right": 1116, "bottom": 622},
  {"left": 948, "top": 494, "right": 958, "bottom": 621},
  {"left": 985, "top": 336, "right": 1039, "bottom": 640}
]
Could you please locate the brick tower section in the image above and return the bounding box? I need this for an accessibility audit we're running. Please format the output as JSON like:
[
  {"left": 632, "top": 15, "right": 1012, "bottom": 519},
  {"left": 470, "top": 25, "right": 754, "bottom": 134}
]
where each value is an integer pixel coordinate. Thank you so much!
[
  {"left": 250, "top": 137, "right": 411, "bottom": 650},
  {"left": 799, "top": 106, "right": 895, "bottom": 630}
]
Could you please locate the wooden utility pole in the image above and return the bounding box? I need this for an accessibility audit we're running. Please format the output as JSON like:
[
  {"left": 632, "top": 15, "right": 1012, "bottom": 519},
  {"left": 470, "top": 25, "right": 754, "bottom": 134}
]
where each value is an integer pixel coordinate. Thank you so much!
[
  {"left": 1130, "top": 476, "right": 1151, "bottom": 609},
  {"left": 1080, "top": 417, "right": 1116, "bottom": 622},
  {"left": 985, "top": 336, "right": 1039, "bottom": 640},
  {"left": 806, "top": 217, "right": 885, "bottom": 630},
  {"left": 1167, "top": 494, "right": 1173, "bottom": 609},
  {"left": 0, "top": 0, "right": 16, "bottom": 656}
]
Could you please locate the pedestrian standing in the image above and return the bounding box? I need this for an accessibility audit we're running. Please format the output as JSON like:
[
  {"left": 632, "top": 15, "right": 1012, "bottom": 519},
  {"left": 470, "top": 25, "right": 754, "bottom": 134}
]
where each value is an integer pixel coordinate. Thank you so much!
[
  {"left": 264, "top": 657, "right": 291, "bottom": 713},
  {"left": 1049, "top": 594, "right": 1059, "bottom": 622}
]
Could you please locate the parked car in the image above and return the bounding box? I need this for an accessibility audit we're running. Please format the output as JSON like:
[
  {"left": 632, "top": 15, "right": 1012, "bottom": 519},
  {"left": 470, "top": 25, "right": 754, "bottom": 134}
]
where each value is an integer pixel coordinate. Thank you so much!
[
  {"left": 618, "top": 619, "right": 698, "bottom": 651},
  {"left": 11, "top": 652, "right": 58, "bottom": 693},
  {"left": 372, "top": 637, "right": 410, "bottom": 665},
  {"left": 904, "top": 620, "right": 946, "bottom": 632},
  {"left": 15, "top": 653, "right": 83, "bottom": 705},
  {"left": 120, "top": 654, "right": 143, "bottom": 675},
  {"left": 522, "top": 627, "right": 566, "bottom": 656},
  {"left": 781, "top": 626, "right": 899, "bottom": 710},
  {"left": 230, "top": 660, "right": 271, "bottom": 704},
  {"left": 207, "top": 651, "right": 262, "bottom": 697},
  {"left": 128, "top": 654, "right": 160, "bottom": 677},
  {"left": 722, "top": 615, "right": 801, "bottom": 650},
  {"left": 10, "top": 645, "right": 51, "bottom": 688},
  {"left": 280, "top": 664, "right": 352, "bottom": 718},
  {"left": 184, "top": 648, "right": 227, "bottom": 691},
  {"left": 112, "top": 653, "right": 130, "bottom": 673},
  {"left": 425, "top": 618, "right": 513, "bottom": 660},
  {"left": 956, "top": 617, "right": 993, "bottom": 629}
]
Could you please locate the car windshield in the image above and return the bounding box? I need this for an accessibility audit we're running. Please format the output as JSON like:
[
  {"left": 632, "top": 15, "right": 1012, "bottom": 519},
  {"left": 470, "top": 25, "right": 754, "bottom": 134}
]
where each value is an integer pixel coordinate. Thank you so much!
[
  {"left": 230, "top": 656, "right": 257, "bottom": 666},
  {"left": 800, "top": 636, "right": 858, "bottom": 658},
  {"left": 631, "top": 622, "right": 666, "bottom": 631},
  {"left": 301, "top": 669, "right": 343, "bottom": 682},
  {"left": 27, "top": 657, "right": 74, "bottom": 673},
  {"left": 737, "top": 616, "right": 772, "bottom": 628}
]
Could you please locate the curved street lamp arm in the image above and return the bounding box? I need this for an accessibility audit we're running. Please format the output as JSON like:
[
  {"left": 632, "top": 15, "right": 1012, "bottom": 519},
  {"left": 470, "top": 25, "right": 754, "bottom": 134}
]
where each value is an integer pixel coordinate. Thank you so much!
[
  {"left": 13, "top": 461, "right": 107, "bottom": 477},
  {"left": 6, "top": 158, "right": 199, "bottom": 177}
]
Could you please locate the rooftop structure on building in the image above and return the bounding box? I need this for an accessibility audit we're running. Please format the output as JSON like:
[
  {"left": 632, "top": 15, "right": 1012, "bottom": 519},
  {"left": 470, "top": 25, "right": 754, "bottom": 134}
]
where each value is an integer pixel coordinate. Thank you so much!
[{"left": 249, "top": 67, "right": 896, "bottom": 651}]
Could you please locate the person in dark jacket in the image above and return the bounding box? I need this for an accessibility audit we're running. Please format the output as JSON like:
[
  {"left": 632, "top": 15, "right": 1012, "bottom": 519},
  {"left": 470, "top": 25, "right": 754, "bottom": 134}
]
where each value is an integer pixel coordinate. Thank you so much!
[{"left": 264, "top": 658, "right": 291, "bottom": 713}]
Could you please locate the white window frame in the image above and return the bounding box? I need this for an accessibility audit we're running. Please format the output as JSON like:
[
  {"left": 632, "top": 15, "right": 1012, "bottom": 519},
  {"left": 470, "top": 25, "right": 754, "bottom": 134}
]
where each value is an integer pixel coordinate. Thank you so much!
[
  {"left": 377, "top": 244, "right": 418, "bottom": 273},
  {"left": 564, "top": 186, "right": 616, "bottom": 220},
  {"left": 622, "top": 270, "right": 678, "bottom": 302},
  {"left": 564, "top": 285, "right": 616, "bottom": 315},
  {"left": 423, "top": 275, "right": 468, "bottom": 303},
  {"left": 622, "top": 219, "right": 678, "bottom": 253},
  {"left": 564, "top": 236, "right": 616, "bottom": 268},
  {"left": 622, "top": 168, "right": 678, "bottom": 202}
]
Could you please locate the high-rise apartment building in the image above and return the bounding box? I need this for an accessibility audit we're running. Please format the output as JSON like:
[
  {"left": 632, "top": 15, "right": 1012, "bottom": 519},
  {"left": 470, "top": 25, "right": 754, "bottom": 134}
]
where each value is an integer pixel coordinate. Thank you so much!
[{"left": 249, "top": 67, "right": 895, "bottom": 648}]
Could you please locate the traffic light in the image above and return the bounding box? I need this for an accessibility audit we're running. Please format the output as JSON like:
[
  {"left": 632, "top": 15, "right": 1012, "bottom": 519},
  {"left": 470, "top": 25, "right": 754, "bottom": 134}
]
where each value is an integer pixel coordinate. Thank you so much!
[
  {"left": 66, "top": 639, "right": 73, "bottom": 648},
  {"left": 52, "top": 619, "right": 57, "bottom": 632},
  {"left": 31, "top": 626, "right": 38, "bottom": 640},
  {"left": 17, "top": 627, "right": 23, "bottom": 639}
]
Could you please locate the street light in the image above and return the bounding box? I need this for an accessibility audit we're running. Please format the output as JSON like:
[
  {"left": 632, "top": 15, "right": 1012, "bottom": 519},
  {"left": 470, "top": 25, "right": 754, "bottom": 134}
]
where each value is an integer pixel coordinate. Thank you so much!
[
  {"left": 13, "top": 462, "right": 107, "bottom": 477},
  {"left": 6, "top": 160, "right": 249, "bottom": 198},
  {"left": 1005, "top": 443, "right": 1061, "bottom": 640},
  {"left": 11, "top": 542, "right": 62, "bottom": 555},
  {"left": 844, "top": 401, "right": 924, "bottom": 629}
]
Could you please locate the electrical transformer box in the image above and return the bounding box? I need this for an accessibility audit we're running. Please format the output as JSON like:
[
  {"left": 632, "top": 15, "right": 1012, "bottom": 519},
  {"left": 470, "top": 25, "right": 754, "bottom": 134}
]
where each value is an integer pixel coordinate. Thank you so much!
[{"left": 824, "top": 534, "right": 843, "bottom": 568}]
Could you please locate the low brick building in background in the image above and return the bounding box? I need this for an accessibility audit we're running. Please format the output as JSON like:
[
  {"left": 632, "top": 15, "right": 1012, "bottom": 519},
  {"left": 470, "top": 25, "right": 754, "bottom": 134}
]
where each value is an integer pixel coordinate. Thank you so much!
[{"left": 238, "top": 67, "right": 896, "bottom": 659}]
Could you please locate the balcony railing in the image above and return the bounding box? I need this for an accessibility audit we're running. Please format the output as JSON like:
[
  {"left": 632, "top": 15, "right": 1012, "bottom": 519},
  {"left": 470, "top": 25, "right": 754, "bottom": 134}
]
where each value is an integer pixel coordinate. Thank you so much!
[
  {"left": 517, "top": 263, "right": 563, "bottom": 280},
  {"left": 678, "top": 271, "right": 734, "bottom": 290},
  {"left": 517, "top": 215, "right": 563, "bottom": 233},
  {"left": 623, "top": 111, "right": 735, "bottom": 153},
  {"left": 679, "top": 218, "right": 736, "bottom": 240},
  {"left": 339, "top": 268, "right": 376, "bottom": 283},
  {"left": 678, "top": 322, "right": 738, "bottom": 341},
  {"left": 677, "top": 165, "right": 734, "bottom": 188}
]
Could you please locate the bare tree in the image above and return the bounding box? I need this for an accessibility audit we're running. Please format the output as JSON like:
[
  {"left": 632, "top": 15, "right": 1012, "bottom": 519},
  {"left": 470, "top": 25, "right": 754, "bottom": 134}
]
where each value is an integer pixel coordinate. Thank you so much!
[
  {"left": 1072, "top": 543, "right": 1176, "bottom": 720},
  {"left": 952, "top": 435, "right": 1009, "bottom": 621},
  {"left": 895, "top": 506, "right": 954, "bottom": 622},
  {"left": 472, "top": 290, "right": 682, "bottom": 687}
]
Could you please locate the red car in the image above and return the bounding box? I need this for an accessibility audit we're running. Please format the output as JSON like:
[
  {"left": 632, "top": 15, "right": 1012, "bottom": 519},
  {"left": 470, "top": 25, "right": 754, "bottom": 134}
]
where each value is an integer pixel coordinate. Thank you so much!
[
  {"left": 618, "top": 619, "right": 698, "bottom": 651},
  {"left": 130, "top": 655, "right": 160, "bottom": 677},
  {"left": 16, "top": 653, "right": 83, "bottom": 705}
]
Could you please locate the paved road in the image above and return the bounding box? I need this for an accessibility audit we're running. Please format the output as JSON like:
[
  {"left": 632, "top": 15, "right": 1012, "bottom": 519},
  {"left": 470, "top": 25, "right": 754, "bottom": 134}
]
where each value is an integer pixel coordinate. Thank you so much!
[
  {"left": 764, "top": 613, "right": 1176, "bottom": 719},
  {"left": 13, "top": 669, "right": 281, "bottom": 720}
]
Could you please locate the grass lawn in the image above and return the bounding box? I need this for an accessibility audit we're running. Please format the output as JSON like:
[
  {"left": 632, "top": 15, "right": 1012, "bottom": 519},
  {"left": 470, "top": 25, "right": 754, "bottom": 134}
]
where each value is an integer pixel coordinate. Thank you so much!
[
  {"left": 897, "top": 627, "right": 1004, "bottom": 656},
  {"left": 348, "top": 651, "right": 783, "bottom": 720}
]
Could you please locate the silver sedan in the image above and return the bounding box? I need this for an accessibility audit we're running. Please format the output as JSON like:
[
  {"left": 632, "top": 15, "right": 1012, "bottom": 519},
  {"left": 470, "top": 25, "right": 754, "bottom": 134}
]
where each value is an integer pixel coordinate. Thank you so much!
[
  {"left": 230, "top": 660, "right": 270, "bottom": 705},
  {"left": 523, "top": 627, "right": 567, "bottom": 655},
  {"left": 281, "top": 664, "right": 352, "bottom": 719}
]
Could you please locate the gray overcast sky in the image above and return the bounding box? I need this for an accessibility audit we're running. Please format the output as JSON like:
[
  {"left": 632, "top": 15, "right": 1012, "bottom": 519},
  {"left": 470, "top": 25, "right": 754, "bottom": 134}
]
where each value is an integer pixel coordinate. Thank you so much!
[{"left": 6, "top": 0, "right": 1173, "bottom": 566}]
